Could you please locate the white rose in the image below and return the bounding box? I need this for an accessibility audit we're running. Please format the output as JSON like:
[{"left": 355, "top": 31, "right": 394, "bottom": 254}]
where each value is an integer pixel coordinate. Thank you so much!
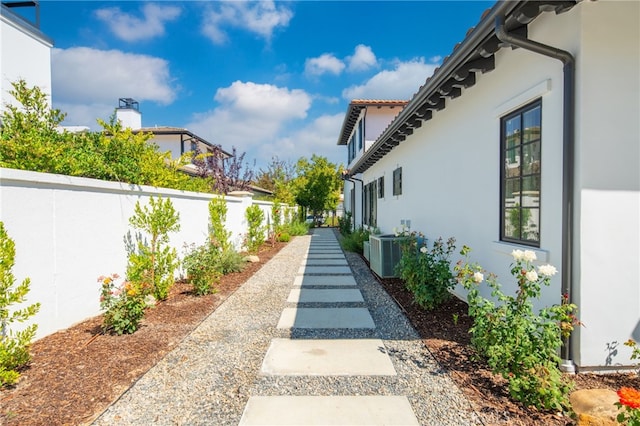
[
  {"left": 538, "top": 264, "right": 558, "bottom": 277},
  {"left": 420, "top": 246, "right": 427, "bottom": 254},
  {"left": 525, "top": 270, "right": 539, "bottom": 282},
  {"left": 512, "top": 249, "right": 524, "bottom": 261},
  {"left": 473, "top": 272, "right": 484, "bottom": 283},
  {"left": 523, "top": 250, "right": 537, "bottom": 262}
]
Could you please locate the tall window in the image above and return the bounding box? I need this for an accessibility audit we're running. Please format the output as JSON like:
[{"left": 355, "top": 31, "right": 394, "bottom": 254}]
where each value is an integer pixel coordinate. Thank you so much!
[
  {"left": 500, "top": 100, "right": 541, "bottom": 246},
  {"left": 363, "top": 180, "right": 377, "bottom": 227},
  {"left": 358, "top": 118, "right": 364, "bottom": 151},
  {"left": 393, "top": 167, "right": 402, "bottom": 196},
  {"left": 378, "top": 176, "right": 384, "bottom": 198}
]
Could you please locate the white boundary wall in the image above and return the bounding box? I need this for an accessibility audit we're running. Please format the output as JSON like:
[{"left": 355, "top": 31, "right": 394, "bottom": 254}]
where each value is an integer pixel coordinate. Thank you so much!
[{"left": 0, "top": 168, "right": 279, "bottom": 339}]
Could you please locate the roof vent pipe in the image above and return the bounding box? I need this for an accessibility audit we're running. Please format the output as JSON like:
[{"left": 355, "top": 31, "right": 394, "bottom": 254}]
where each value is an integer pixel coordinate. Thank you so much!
[{"left": 495, "top": 15, "right": 576, "bottom": 373}]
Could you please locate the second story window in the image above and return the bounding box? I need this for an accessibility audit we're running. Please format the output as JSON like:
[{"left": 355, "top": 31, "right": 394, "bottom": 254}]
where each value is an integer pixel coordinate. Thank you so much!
[{"left": 393, "top": 167, "right": 402, "bottom": 196}]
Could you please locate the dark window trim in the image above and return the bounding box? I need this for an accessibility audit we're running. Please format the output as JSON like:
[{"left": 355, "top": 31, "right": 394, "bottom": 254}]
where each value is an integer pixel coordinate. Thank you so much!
[
  {"left": 377, "top": 176, "right": 384, "bottom": 198},
  {"left": 499, "top": 99, "right": 542, "bottom": 247},
  {"left": 393, "top": 167, "right": 402, "bottom": 196}
]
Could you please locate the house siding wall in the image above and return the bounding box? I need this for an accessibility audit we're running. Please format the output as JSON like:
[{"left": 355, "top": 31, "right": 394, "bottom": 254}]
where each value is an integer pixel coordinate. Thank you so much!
[
  {"left": 359, "top": 1, "right": 638, "bottom": 369},
  {"left": 573, "top": 0, "right": 640, "bottom": 368},
  {"left": 0, "top": 10, "right": 52, "bottom": 110},
  {"left": 0, "top": 168, "right": 276, "bottom": 340}
]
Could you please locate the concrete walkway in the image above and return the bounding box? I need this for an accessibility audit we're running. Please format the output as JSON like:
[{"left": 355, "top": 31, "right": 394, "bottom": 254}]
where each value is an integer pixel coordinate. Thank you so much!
[
  {"left": 240, "top": 228, "right": 420, "bottom": 425},
  {"left": 93, "top": 228, "right": 480, "bottom": 425}
]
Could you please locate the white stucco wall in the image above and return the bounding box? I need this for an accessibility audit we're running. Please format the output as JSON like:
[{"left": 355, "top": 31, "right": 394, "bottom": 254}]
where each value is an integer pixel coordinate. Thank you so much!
[
  {"left": 573, "top": 0, "right": 640, "bottom": 368},
  {"left": 0, "top": 168, "right": 275, "bottom": 340},
  {"left": 0, "top": 8, "right": 52, "bottom": 110},
  {"left": 358, "top": 1, "right": 638, "bottom": 369}
]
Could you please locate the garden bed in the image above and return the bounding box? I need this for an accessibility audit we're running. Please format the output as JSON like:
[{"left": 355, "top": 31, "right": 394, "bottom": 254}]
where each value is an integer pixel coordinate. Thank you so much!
[{"left": 0, "top": 242, "right": 287, "bottom": 426}]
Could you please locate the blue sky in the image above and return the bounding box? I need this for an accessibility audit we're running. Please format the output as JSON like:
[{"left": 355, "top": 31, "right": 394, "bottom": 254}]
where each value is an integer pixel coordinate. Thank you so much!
[{"left": 36, "top": 1, "right": 493, "bottom": 169}]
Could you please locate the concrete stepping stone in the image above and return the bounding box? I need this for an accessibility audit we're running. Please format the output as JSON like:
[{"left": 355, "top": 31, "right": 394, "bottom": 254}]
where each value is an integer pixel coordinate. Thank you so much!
[
  {"left": 239, "top": 395, "right": 420, "bottom": 425},
  {"left": 304, "top": 253, "right": 345, "bottom": 259},
  {"left": 261, "top": 338, "right": 396, "bottom": 376},
  {"left": 301, "top": 259, "right": 348, "bottom": 266},
  {"left": 306, "top": 250, "right": 343, "bottom": 255},
  {"left": 277, "top": 307, "right": 375, "bottom": 329},
  {"left": 298, "top": 265, "right": 351, "bottom": 275},
  {"left": 287, "top": 288, "right": 364, "bottom": 303},
  {"left": 293, "top": 275, "right": 357, "bottom": 287}
]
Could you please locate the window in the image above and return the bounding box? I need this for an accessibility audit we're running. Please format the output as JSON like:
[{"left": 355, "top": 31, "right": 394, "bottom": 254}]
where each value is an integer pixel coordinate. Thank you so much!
[
  {"left": 363, "top": 180, "right": 377, "bottom": 227},
  {"left": 500, "top": 100, "right": 541, "bottom": 246},
  {"left": 358, "top": 118, "right": 364, "bottom": 151},
  {"left": 393, "top": 167, "right": 402, "bottom": 196},
  {"left": 348, "top": 134, "right": 356, "bottom": 164},
  {"left": 377, "top": 176, "right": 384, "bottom": 198}
]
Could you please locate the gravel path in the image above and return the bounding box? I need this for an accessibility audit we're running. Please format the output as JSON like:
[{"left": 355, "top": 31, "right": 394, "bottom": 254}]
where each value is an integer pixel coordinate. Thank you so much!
[{"left": 93, "top": 230, "right": 482, "bottom": 425}]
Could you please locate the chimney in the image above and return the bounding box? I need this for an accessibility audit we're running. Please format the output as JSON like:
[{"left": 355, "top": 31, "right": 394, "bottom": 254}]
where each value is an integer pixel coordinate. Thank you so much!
[{"left": 115, "top": 98, "right": 141, "bottom": 130}]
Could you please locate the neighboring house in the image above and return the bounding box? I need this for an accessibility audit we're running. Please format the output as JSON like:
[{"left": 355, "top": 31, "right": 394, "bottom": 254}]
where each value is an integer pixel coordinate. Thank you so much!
[
  {"left": 115, "top": 98, "right": 232, "bottom": 174},
  {"left": 0, "top": 1, "right": 52, "bottom": 111},
  {"left": 337, "top": 0, "right": 639, "bottom": 372},
  {"left": 337, "top": 100, "right": 408, "bottom": 229}
]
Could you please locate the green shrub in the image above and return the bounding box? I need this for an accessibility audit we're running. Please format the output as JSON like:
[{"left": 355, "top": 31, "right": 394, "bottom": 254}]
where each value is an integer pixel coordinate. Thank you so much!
[
  {"left": 396, "top": 235, "right": 457, "bottom": 310},
  {"left": 0, "top": 80, "right": 212, "bottom": 193},
  {"left": 0, "top": 222, "right": 40, "bottom": 386},
  {"left": 208, "top": 196, "right": 232, "bottom": 252},
  {"left": 456, "top": 246, "right": 579, "bottom": 411},
  {"left": 182, "top": 245, "right": 220, "bottom": 296},
  {"left": 127, "top": 196, "right": 180, "bottom": 301},
  {"left": 282, "top": 220, "right": 309, "bottom": 236},
  {"left": 244, "top": 205, "right": 265, "bottom": 253},
  {"left": 97, "top": 274, "right": 147, "bottom": 335},
  {"left": 338, "top": 212, "right": 352, "bottom": 235},
  {"left": 340, "top": 227, "right": 369, "bottom": 254},
  {"left": 215, "top": 249, "right": 246, "bottom": 275},
  {"left": 277, "top": 232, "right": 291, "bottom": 242}
]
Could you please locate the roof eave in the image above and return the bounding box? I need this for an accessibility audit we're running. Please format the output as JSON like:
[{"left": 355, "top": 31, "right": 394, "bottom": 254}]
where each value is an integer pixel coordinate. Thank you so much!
[{"left": 348, "top": 1, "right": 581, "bottom": 176}]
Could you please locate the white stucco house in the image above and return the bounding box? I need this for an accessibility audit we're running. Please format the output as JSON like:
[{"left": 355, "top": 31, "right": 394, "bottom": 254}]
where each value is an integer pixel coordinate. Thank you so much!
[
  {"left": 0, "top": 1, "right": 52, "bottom": 111},
  {"left": 337, "top": 0, "right": 639, "bottom": 372},
  {"left": 337, "top": 99, "right": 408, "bottom": 229},
  {"left": 115, "top": 98, "right": 232, "bottom": 174}
]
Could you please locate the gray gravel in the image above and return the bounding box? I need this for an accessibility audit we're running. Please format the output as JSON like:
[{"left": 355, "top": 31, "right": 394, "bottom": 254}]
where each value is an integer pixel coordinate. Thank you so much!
[{"left": 93, "top": 230, "right": 483, "bottom": 426}]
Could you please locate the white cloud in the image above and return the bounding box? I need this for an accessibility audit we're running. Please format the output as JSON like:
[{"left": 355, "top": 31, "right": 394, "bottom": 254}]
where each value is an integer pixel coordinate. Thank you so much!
[
  {"left": 260, "top": 113, "right": 346, "bottom": 167},
  {"left": 95, "top": 3, "right": 181, "bottom": 42},
  {"left": 305, "top": 53, "right": 345, "bottom": 77},
  {"left": 347, "top": 45, "right": 377, "bottom": 72},
  {"left": 342, "top": 58, "right": 440, "bottom": 100},
  {"left": 185, "top": 81, "right": 311, "bottom": 163},
  {"left": 51, "top": 47, "right": 178, "bottom": 127},
  {"left": 201, "top": 1, "right": 293, "bottom": 45}
]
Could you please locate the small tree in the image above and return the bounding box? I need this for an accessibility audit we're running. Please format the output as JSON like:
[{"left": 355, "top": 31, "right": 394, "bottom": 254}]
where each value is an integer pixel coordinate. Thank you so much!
[
  {"left": 208, "top": 196, "right": 232, "bottom": 252},
  {"left": 192, "top": 146, "right": 255, "bottom": 194},
  {"left": 127, "top": 196, "right": 180, "bottom": 301},
  {"left": 244, "top": 205, "right": 265, "bottom": 253},
  {"left": 293, "top": 155, "right": 342, "bottom": 218},
  {"left": 0, "top": 222, "right": 40, "bottom": 386}
]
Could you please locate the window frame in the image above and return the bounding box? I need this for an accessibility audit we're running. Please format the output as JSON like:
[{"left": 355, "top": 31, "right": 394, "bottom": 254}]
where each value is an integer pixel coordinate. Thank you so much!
[
  {"left": 393, "top": 167, "right": 402, "bottom": 196},
  {"left": 377, "top": 176, "right": 384, "bottom": 198},
  {"left": 499, "top": 99, "right": 542, "bottom": 247}
]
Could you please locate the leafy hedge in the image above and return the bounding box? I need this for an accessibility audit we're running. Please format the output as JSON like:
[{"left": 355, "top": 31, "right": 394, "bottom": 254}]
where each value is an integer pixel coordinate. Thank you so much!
[{"left": 0, "top": 80, "right": 211, "bottom": 193}]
